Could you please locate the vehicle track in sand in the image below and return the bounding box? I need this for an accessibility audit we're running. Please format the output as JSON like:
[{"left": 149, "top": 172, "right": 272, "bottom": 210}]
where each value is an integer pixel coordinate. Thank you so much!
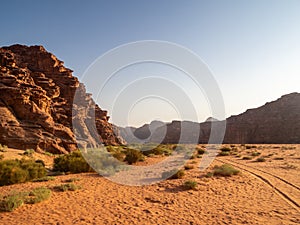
[{"left": 215, "top": 157, "right": 300, "bottom": 211}]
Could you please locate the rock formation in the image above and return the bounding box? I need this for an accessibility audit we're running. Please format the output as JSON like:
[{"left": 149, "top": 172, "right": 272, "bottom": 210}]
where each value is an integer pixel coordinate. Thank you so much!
[
  {"left": 121, "top": 93, "right": 300, "bottom": 144},
  {"left": 0, "top": 44, "right": 124, "bottom": 153},
  {"left": 222, "top": 92, "right": 300, "bottom": 143}
]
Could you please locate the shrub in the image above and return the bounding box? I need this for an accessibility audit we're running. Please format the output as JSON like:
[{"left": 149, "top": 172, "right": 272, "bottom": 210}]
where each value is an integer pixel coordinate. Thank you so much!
[
  {"left": 64, "top": 178, "right": 80, "bottom": 183},
  {"left": 196, "top": 148, "right": 205, "bottom": 155},
  {"left": 124, "top": 148, "right": 144, "bottom": 164},
  {"left": 35, "top": 159, "right": 45, "bottom": 167},
  {"left": 251, "top": 152, "right": 261, "bottom": 157},
  {"left": 141, "top": 145, "right": 171, "bottom": 156},
  {"left": 0, "top": 154, "right": 4, "bottom": 160},
  {"left": 218, "top": 151, "right": 230, "bottom": 156},
  {"left": 23, "top": 149, "right": 35, "bottom": 156},
  {"left": 256, "top": 157, "right": 266, "bottom": 162},
  {"left": 44, "top": 152, "right": 54, "bottom": 157},
  {"left": 162, "top": 169, "right": 185, "bottom": 179},
  {"left": 32, "top": 176, "right": 55, "bottom": 182},
  {"left": 0, "top": 194, "right": 23, "bottom": 212},
  {"left": 242, "top": 156, "right": 252, "bottom": 160},
  {"left": 24, "top": 187, "right": 51, "bottom": 204},
  {"left": 184, "top": 180, "right": 198, "bottom": 190},
  {"left": 54, "top": 183, "right": 81, "bottom": 192},
  {"left": 220, "top": 147, "right": 231, "bottom": 152},
  {"left": 0, "top": 144, "right": 8, "bottom": 152},
  {"left": 0, "top": 187, "right": 51, "bottom": 212},
  {"left": 210, "top": 164, "right": 240, "bottom": 177},
  {"left": 112, "top": 152, "right": 126, "bottom": 161},
  {"left": 53, "top": 151, "right": 93, "bottom": 173},
  {"left": 274, "top": 157, "right": 284, "bottom": 160},
  {"left": 0, "top": 159, "right": 46, "bottom": 186},
  {"left": 184, "top": 164, "right": 194, "bottom": 170}
]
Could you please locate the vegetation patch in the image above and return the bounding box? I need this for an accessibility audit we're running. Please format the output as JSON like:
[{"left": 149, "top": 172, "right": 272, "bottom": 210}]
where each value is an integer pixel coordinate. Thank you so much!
[
  {"left": 24, "top": 187, "right": 51, "bottom": 204},
  {"left": 251, "top": 152, "right": 261, "bottom": 157},
  {"left": 274, "top": 157, "right": 284, "bottom": 160},
  {"left": 184, "top": 180, "right": 198, "bottom": 190},
  {"left": 256, "top": 157, "right": 266, "bottom": 162},
  {"left": 184, "top": 164, "right": 194, "bottom": 170},
  {"left": 220, "top": 147, "right": 231, "bottom": 152},
  {"left": 0, "top": 144, "right": 8, "bottom": 152},
  {"left": 124, "top": 148, "right": 144, "bottom": 164},
  {"left": 54, "top": 183, "right": 81, "bottom": 192},
  {"left": 207, "top": 164, "right": 240, "bottom": 177},
  {"left": 196, "top": 148, "right": 206, "bottom": 155},
  {"left": 32, "top": 176, "right": 55, "bottom": 182},
  {"left": 0, "top": 193, "right": 24, "bottom": 212},
  {"left": 218, "top": 151, "right": 230, "bottom": 156},
  {"left": 23, "top": 149, "right": 35, "bottom": 157},
  {"left": 53, "top": 151, "right": 93, "bottom": 173},
  {"left": 0, "top": 159, "right": 46, "bottom": 186},
  {"left": 242, "top": 156, "right": 252, "bottom": 160},
  {"left": 162, "top": 169, "right": 185, "bottom": 179},
  {"left": 64, "top": 178, "right": 80, "bottom": 183},
  {"left": 0, "top": 187, "right": 52, "bottom": 212}
]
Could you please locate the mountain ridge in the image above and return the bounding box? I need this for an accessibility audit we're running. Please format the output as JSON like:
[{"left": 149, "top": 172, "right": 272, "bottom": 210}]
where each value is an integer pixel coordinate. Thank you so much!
[{"left": 119, "top": 92, "right": 300, "bottom": 144}]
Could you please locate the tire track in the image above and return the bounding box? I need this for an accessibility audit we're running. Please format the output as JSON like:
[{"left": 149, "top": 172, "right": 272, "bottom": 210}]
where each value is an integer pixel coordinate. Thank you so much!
[{"left": 215, "top": 158, "right": 300, "bottom": 211}]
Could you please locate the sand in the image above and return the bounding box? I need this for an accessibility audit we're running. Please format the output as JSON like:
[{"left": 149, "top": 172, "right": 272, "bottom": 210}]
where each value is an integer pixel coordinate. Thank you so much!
[{"left": 0, "top": 144, "right": 299, "bottom": 225}]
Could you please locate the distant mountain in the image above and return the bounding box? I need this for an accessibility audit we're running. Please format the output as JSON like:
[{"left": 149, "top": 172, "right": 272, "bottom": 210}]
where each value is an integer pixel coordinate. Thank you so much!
[
  {"left": 120, "top": 93, "right": 300, "bottom": 144},
  {"left": 205, "top": 117, "right": 219, "bottom": 122},
  {"left": 118, "top": 120, "right": 165, "bottom": 143}
]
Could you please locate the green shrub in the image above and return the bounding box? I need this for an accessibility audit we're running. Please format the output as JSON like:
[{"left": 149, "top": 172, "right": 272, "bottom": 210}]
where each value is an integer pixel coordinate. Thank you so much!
[
  {"left": 54, "top": 183, "right": 81, "bottom": 192},
  {"left": 35, "top": 159, "right": 45, "bottom": 167},
  {"left": 64, "top": 178, "right": 80, "bottom": 183},
  {"left": 220, "top": 147, "right": 231, "bottom": 152},
  {"left": 24, "top": 187, "right": 51, "bottom": 204},
  {"left": 44, "top": 152, "right": 54, "bottom": 157},
  {"left": 184, "top": 164, "right": 194, "bottom": 170},
  {"left": 0, "top": 144, "right": 8, "bottom": 152},
  {"left": 274, "top": 157, "right": 284, "bottom": 160},
  {"left": 242, "top": 156, "right": 252, "bottom": 160},
  {"left": 0, "top": 194, "right": 23, "bottom": 212},
  {"left": 251, "top": 152, "right": 261, "bottom": 157},
  {"left": 141, "top": 145, "right": 171, "bottom": 156},
  {"left": 256, "top": 157, "right": 266, "bottom": 162},
  {"left": 209, "top": 164, "right": 240, "bottom": 177},
  {"left": 162, "top": 169, "right": 185, "bottom": 179},
  {"left": 218, "top": 151, "right": 230, "bottom": 156},
  {"left": 112, "top": 152, "right": 126, "bottom": 161},
  {"left": 124, "top": 148, "right": 144, "bottom": 164},
  {"left": 23, "top": 149, "right": 35, "bottom": 156},
  {"left": 196, "top": 148, "right": 205, "bottom": 155},
  {"left": 184, "top": 180, "right": 198, "bottom": 190},
  {"left": 53, "top": 151, "right": 93, "bottom": 173},
  {"left": 0, "top": 159, "right": 46, "bottom": 186},
  {"left": 32, "top": 176, "right": 55, "bottom": 182}
]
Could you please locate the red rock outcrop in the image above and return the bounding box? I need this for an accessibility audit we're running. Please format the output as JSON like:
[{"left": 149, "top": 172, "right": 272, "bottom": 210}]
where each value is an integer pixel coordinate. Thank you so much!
[
  {"left": 0, "top": 44, "right": 124, "bottom": 153},
  {"left": 122, "top": 93, "right": 300, "bottom": 144}
]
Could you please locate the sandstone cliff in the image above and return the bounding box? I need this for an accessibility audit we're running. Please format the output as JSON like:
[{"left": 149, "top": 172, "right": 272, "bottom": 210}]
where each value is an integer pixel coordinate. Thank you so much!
[
  {"left": 0, "top": 44, "right": 124, "bottom": 153},
  {"left": 122, "top": 93, "right": 300, "bottom": 144}
]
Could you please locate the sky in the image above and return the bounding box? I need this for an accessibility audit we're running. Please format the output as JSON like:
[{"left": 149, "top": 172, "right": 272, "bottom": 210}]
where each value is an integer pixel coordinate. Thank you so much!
[{"left": 1, "top": 0, "right": 299, "bottom": 127}]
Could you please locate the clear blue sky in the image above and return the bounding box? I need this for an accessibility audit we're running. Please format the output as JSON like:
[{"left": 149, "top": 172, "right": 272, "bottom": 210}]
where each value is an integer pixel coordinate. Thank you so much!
[{"left": 1, "top": 0, "right": 299, "bottom": 127}]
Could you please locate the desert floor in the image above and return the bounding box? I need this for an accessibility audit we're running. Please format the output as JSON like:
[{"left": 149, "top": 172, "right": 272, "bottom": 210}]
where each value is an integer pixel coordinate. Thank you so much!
[{"left": 0, "top": 144, "right": 299, "bottom": 225}]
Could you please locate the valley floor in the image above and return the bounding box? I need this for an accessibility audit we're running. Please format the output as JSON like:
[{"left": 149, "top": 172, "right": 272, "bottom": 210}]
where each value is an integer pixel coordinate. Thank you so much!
[{"left": 0, "top": 144, "right": 299, "bottom": 225}]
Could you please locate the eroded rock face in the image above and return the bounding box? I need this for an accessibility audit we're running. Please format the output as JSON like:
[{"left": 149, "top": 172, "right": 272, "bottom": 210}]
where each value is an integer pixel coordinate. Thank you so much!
[
  {"left": 222, "top": 93, "right": 300, "bottom": 144},
  {"left": 121, "top": 93, "right": 300, "bottom": 144},
  {"left": 0, "top": 44, "right": 124, "bottom": 153}
]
